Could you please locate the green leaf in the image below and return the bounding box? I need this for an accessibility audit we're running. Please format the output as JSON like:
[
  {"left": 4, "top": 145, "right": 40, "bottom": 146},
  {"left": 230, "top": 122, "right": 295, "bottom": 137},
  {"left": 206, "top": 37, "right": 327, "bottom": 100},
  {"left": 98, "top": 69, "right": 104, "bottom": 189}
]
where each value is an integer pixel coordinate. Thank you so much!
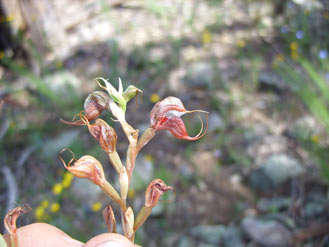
[
  {"left": 0, "top": 234, "right": 7, "bottom": 247},
  {"left": 1, "top": 57, "right": 57, "bottom": 102}
]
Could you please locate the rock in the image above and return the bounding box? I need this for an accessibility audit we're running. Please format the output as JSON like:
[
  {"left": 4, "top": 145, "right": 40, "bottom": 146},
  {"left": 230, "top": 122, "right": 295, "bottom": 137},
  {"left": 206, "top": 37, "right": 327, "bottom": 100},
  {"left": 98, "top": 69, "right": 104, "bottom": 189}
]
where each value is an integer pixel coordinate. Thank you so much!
[
  {"left": 191, "top": 151, "right": 219, "bottom": 178},
  {"left": 285, "top": 115, "right": 324, "bottom": 141},
  {"left": 208, "top": 113, "right": 224, "bottom": 132},
  {"left": 301, "top": 192, "right": 328, "bottom": 218},
  {"left": 222, "top": 226, "right": 243, "bottom": 247},
  {"left": 71, "top": 178, "right": 102, "bottom": 206},
  {"left": 177, "top": 237, "right": 195, "bottom": 247},
  {"left": 257, "top": 197, "right": 291, "bottom": 213},
  {"left": 247, "top": 135, "right": 289, "bottom": 166},
  {"left": 41, "top": 130, "right": 80, "bottom": 158},
  {"left": 130, "top": 155, "right": 154, "bottom": 190},
  {"left": 249, "top": 169, "right": 274, "bottom": 192},
  {"left": 249, "top": 154, "right": 305, "bottom": 191},
  {"left": 43, "top": 71, "right": 82, "bottom": 97},
  {"left": 183, "top": 62, "right": 214, "bottom": 89},
  {"left": 190, "top": 225, "right": 226, "bottom": 245},
  {"left": 242, "top": 216, "right": 292, "bottom": 247},
  {"left": 258, "top": 70, "right": 287, "bottom": 92},
  {"left": 302, "top": 202, "right": 326, "bottom": 219},
  {"left": 263, "top": 154, "right": 305, "bottom": 185},
  {"left": 244, "top": 124, "right": 269, "bottom": 143},
  {"left": 292, "top": 0, "right": 323, "bottom": 10}
]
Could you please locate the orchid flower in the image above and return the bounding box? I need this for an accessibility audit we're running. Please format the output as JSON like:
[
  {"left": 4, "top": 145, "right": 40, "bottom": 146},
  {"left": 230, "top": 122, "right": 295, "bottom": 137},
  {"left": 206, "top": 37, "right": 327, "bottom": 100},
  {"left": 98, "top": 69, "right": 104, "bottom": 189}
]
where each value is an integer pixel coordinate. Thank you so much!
[
  {"left": 60, "top": 91, "right": 109, "bottom": 125},
  {"left": 150, "top": 96, "right": 208, "bottom": 140},
  {"left": 75, "top": 114, "right": 117, "bottom": 154},
  {"left": 59, "top": 150, "right": 105, "bottom": 186}
]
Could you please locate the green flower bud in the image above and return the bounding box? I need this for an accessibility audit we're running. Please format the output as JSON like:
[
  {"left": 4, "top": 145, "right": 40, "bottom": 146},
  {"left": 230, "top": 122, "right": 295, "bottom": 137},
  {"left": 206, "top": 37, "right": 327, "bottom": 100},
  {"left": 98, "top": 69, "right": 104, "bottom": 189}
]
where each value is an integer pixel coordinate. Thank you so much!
[
  {"left": 122, "top": 85, "right": 142, "bottom": 104},
  {"left": 96, "top": 77, "right": 127, "bottom": 112}
]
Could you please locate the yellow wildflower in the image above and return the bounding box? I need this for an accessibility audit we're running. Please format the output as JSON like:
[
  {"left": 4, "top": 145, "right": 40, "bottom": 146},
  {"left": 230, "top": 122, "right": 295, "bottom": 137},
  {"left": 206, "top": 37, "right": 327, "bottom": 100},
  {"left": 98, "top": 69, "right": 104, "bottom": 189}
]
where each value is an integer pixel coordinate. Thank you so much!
[
  {"left": 144, "top": 154, "right": 153, "bottom": 162},
  {"left": 56, "top": 61, "right": 63, "bottom": 68},
  {"left": 291, "top": 50, "right": 298, "bottom": 60},
  {"left": 50, "top": 203, "right": 60, "bottom": 213},
  {"left": 64, "top": 172, "right": 74, "bottom": 181},
  {"left": 0, "top": 51, "right": 4, "bottom": 59},
  {"left": 311, "top": 135, "right": 319, "bottom": 143},
  {"left": 40, "top": 200, "right": 49, "bottom": 208},
  {"left": 91, "top": 202, "right": 102, "bottom": 212},
  {"left": 290, "top": 42, "right": 298, "bottom": 51},
  {"left": 202, "top": 30, "right": 212, "bottom": 44},
  {"left": 128, "top": 189, "right": 136, "bottom": 199},
  {"left": 276, "top": 54, "right": 285, "bottom": 62},
  {"left": 237, "top": 40, "right": 246, "bottom": 48},
  {"left": 34, "top": 206, "right": 45, "bottom": 221},
  {"left": 52, "top": 183, "right": 63, "bottom": 195},
  {"left": 272, "top": 54, "right": 285, "bottom": 68},
  {"left": 6, "top": 15, "right": 14, "bottom": 22},
  {"left": 323, "top": 11, "right": 329, "bottom": 20},
  {"left": 62, "top": 179, "right": 71, "bottom": 188},
  {"left": 63, "top": 178, "right": 72, "bottom": 188},
  {"left": 62, "top": 172, "right": 74, "bottom": 188},
  {"left": 150, "top": 94, "right": 160, "bottom": 103}
]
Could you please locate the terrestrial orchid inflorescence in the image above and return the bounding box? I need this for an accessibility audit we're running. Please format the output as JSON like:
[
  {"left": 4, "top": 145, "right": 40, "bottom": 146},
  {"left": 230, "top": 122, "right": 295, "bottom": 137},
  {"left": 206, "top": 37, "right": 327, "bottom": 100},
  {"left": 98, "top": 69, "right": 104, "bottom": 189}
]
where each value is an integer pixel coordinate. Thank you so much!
[{"left": 59, "top": 78, "right": 208, "bottom": 243}]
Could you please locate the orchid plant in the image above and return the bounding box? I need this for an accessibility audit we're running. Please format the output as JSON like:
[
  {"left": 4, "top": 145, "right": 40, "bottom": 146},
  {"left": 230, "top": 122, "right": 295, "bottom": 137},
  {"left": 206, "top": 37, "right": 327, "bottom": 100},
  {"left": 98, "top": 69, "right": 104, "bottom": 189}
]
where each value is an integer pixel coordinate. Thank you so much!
[{"left": 1, "top": 78, "right": 208, "bottom": 246}]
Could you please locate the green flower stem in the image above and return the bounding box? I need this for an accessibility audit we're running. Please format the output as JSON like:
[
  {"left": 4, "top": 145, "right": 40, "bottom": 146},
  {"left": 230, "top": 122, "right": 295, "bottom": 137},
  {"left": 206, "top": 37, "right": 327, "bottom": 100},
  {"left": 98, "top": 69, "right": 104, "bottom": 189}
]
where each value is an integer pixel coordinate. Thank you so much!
[
  {"left": 125, "top": 127, "right": 156, "bottom": 183},
  {"left": 108, "top": 151, "right": 123, "bottom": 174},
  {"left": 133, "top": 206, "right": 152, "bottom": 232},
  {"left": 126, "top": 145, "right": 136, "bottom": 182},
  {"left": 120, "top": 119, "right": 138, "bottom": 145},
  {"left": 136, "top": 127, "right": 156, "bottom": 152},
  {"left": 100, "top": 180, "right": 127, "bottom": 212}
]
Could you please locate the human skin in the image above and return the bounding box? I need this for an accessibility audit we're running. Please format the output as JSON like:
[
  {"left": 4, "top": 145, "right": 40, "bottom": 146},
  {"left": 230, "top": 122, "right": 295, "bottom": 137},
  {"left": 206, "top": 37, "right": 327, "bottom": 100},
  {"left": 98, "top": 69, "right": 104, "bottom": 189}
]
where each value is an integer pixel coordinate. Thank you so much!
[
  {"left": 3, "top": 223, "right": 83, "bottom": 247},
  {"left": 84, "top": 233, "right": 134, "bottom": 247},
  {"left": 3, "top": 223, "right": 137, "bottom": 247}
]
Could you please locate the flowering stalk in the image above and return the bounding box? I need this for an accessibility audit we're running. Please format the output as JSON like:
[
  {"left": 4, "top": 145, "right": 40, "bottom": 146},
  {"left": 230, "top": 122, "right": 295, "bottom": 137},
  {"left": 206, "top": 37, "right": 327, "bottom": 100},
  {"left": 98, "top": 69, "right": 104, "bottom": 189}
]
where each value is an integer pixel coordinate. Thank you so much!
[
  {"left": 60, "top": 78, "right": 207, "bottom": 243},
  {"left": 103, "top": 205, "right": 117, "bottom": 233},
  {"left": 100, "top": 180, "right": 127, "bottom": 212}
]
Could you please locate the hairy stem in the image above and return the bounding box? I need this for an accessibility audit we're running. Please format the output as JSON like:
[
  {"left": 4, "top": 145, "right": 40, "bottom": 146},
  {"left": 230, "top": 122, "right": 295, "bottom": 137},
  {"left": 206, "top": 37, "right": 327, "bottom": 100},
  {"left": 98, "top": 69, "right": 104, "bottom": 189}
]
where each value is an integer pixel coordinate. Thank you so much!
[
  {"left": 108, "top": 151, "right": 123, "bottom": 174},
  {"left": 100, "top": 180, "right": 127, "bottom": 212},
  {"left": 136, "top": 127, "right": 156, "bottom": 152},
  {"left": 134, "top": 206, "right": 152, "bottom": 232}
]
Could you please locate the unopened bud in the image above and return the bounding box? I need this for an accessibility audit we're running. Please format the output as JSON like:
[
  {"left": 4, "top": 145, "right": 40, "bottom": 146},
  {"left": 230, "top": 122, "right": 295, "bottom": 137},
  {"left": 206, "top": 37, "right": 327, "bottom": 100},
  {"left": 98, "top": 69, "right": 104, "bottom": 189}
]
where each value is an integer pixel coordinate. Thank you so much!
[
  {"left": 103, "top": 205, "right": 116, "bottom": 233},
  {"left": 96, "top": 77, "right": 127, "bottom": 112},
  {"left": 145, "top": 179, "right": 173, "bottom": 208},
  {"left": 88, "top": 119, "right": 117, "bottom": 153},
  {"left": 84, "top": 91, "right": 110, "bottom": 121},
  {"left": 123, "top": 85, "right": 142, "bottom": 104},
  {"left": 123, "top": 207, "right": 134, "bottom": 240},
  {"left": 61, "top": 153, "right": 105, "bottom": 186}
]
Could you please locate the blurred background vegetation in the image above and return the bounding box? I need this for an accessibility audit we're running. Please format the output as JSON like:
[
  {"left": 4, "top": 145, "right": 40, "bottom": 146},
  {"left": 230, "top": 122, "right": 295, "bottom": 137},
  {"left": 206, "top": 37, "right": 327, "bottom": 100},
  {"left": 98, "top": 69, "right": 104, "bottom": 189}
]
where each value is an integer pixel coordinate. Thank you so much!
[{"left": 1, "top": 0, "right": 329, "bottom": 246}]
